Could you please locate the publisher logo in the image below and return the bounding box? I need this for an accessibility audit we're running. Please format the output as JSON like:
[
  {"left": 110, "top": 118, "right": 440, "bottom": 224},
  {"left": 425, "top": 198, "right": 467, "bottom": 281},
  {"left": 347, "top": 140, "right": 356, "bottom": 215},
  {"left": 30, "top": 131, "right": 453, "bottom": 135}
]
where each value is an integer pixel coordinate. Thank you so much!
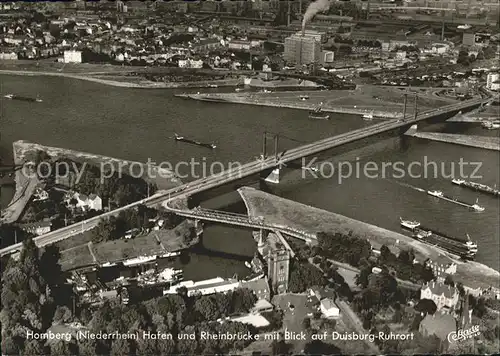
[{"left": 447, "top": 325, "right": 481, "bottom": 343}]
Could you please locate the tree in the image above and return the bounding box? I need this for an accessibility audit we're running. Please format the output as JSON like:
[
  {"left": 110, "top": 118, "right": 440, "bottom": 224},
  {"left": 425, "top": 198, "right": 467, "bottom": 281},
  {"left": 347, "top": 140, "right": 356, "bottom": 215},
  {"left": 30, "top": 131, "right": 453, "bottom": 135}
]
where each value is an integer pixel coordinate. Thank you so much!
[
  {"left": 355, "top": 266, "right": 371, "bottom": 288},
  {"left": 303, "top": 340, "right": 341, "bottom": 355},
  {"left": 271, "top": 340, "right": 292, "bottom": 355},
  {"left": 23, "top": 339, "right": 45, "bottom": 356},
  {"left": 110, "top": 339, "right": 132, "bottom": 356},
  {"left": 443, "top": 275, "right": 455, "bottom": 287},
  {"left": 288, "top": 262, "right": 325, "bottom": 293},
  {"left": 50, "top": 340, "right": 77, "bottom": 356},
  {"left": 194, "top": 296, "right": 220, "bottom": 321},
  {"left": 414, "top": 299, "right": 437, "bottom": 315},
  {"left": 231, "top": 288, "right": 257, "bottom": 314}
]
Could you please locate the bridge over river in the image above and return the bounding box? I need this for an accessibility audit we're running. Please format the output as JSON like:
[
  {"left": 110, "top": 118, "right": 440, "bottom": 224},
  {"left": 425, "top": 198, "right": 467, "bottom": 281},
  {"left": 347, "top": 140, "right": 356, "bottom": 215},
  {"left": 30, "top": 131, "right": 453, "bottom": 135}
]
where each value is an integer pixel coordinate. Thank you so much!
[{"left": 0, "top": 97, "right": 485, "bottom": 256}]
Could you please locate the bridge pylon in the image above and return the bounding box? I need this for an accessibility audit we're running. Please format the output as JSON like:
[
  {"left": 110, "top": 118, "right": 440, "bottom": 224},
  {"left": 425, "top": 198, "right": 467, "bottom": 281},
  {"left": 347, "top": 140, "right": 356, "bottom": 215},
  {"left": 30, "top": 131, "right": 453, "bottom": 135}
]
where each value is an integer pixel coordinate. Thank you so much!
[{"left": 261, "top": 167, "right": 281, "bottom": 184}]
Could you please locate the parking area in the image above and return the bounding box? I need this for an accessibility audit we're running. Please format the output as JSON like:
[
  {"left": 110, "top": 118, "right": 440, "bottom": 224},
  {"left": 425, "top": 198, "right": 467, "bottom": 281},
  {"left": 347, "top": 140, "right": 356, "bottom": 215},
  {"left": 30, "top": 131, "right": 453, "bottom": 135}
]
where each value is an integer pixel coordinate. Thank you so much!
[{"left": 272, "top": 293, "right": 315, "bottom": 351}]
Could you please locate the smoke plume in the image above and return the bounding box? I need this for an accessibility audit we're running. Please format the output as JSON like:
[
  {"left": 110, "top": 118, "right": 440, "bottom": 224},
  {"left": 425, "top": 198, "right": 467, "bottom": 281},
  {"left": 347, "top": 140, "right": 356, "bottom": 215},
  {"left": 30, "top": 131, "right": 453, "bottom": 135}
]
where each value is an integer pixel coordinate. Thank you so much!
[{"left": 302, "top": 0, "right": 334, "bottom": 35}]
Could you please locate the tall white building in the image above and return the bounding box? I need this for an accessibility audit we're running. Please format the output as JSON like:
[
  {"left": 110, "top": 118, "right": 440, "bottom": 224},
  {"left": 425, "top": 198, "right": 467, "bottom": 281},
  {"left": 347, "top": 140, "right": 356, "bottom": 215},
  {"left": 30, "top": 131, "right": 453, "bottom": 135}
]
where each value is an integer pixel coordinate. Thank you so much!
[
  {"left": 63, "top": 50, "right": 82, "bottom": 63},
  {"left": 486, "top": 72, "right": 500, "bottom": 90},
  {"left": 284, "top": 33, "right": 321, "bottom": 65}
]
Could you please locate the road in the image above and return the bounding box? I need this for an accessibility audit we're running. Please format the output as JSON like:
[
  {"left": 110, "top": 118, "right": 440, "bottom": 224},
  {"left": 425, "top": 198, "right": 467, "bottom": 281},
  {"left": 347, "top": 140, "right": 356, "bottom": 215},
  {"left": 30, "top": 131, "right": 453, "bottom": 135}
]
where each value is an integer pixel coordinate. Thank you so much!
[{"left": 0, "top": 97, "right": 484, "bottom": 256}]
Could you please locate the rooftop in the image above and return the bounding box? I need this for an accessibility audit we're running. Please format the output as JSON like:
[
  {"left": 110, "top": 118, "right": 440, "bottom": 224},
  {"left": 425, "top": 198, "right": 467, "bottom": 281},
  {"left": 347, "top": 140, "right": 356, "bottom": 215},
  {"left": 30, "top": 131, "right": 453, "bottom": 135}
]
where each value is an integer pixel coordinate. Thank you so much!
[
  {"left": 423, "top": 281, "right": 458, "bottom": 299},
  {"left": 420, "top": 313, "right": 457, "bottom": 341}
]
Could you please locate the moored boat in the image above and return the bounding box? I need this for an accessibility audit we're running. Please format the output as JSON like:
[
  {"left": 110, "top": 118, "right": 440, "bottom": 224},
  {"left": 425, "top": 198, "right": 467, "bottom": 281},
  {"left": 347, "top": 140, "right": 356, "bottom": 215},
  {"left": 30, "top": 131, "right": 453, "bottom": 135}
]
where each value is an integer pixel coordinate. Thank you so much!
[
  {"left": 400, "top": 217, "right": 420, "bottom": 230},
  {"left": 309, "top": 107, "right": 330, "bottom": 120},
  {"left": 452, "top": 178, "right": 465, "bottom": 185},
  {"left": 362, "top": 111, "right": 374, "bottom": 121}
]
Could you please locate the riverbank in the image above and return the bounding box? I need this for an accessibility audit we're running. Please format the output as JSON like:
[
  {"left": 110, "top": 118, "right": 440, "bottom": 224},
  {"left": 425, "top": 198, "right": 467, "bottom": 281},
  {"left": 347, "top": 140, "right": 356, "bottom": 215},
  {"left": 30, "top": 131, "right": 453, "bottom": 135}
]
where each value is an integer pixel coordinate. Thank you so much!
[
  {"left": 238, "top": 186, "right": 500, "bottom": 291},
  {"left": 0, "top": 141, "right": 40, "bottom": 223},
  {"left": 12, "top": 140, "right": 182, "bottom": 190},
  {"left": 0, "top": 69, "right": 244, "bottom": 89},
  {"left": 176, "top": 85, "right": 453, "bottom": 119}
]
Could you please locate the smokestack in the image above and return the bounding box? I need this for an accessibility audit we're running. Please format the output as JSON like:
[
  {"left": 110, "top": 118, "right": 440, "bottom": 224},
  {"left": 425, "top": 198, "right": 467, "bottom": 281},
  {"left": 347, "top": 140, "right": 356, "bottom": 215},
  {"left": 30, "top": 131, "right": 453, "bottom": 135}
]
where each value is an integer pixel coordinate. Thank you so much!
[
  {"left": 302, "top": 0, "right": 332, "bottom": 34},
  {"left": 287, "top": 1, "right": 291, "bottom": 27}
]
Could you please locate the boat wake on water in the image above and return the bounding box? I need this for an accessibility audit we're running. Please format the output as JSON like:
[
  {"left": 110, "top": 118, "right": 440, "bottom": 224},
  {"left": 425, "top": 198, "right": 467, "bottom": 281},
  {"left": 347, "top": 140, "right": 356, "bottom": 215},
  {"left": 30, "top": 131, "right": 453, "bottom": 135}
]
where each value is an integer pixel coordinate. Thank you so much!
[{"left": 389, "top": 180, "right": 426, "bottom": 192}]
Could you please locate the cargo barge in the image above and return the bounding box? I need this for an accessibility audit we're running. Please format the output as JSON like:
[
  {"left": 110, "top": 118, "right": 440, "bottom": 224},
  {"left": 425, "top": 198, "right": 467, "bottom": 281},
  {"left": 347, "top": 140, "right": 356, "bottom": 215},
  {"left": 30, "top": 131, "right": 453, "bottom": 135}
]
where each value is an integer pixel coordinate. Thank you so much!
[
  {"left": 452, "top": 178, "right": 499, "bottom": 197},
  {"left": 4, "top": 94, "right": 42, "bottom": 102},
  {"left": 174, "top": 133, "right": 216, "bottom": 149},
  {"left": 400, "top": 218, "right": 477, "bottom": 260}
]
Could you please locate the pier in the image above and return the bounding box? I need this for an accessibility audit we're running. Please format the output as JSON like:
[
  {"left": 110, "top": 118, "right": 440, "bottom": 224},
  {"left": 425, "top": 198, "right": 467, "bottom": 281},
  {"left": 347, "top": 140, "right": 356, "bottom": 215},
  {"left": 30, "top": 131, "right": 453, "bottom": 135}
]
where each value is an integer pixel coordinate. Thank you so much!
[{"left": 405, "top": 125, "right": 500, "bottom": 151}]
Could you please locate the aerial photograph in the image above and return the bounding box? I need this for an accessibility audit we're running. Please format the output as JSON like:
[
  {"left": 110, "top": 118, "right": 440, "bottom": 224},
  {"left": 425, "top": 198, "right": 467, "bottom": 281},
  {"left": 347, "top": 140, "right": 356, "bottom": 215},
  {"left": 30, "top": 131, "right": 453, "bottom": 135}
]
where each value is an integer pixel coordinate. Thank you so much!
[{"left": 0, "top": 0, "right": 499, "bottom": 355}]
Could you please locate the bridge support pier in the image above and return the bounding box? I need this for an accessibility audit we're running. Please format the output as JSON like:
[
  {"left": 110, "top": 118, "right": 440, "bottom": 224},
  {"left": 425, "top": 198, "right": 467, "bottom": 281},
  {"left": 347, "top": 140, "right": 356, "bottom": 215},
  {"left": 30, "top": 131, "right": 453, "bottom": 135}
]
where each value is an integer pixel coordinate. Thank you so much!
[
  {"left": 194, "top": 219, "right": 204, "bottom": 243},
  {"left": 260, "top": 168, "right": 280, "bottom": 184}
]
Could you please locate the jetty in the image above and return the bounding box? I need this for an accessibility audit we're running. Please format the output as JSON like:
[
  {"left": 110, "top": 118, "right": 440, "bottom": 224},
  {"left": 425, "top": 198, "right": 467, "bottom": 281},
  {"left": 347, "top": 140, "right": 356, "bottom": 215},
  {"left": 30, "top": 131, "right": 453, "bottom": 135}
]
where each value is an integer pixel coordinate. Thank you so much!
[
  {"left": 405, "top": 125, "right": 500, "bottom": 151},
  {"left": 452, "top": 179, "right": 499, "bottom": 197}
]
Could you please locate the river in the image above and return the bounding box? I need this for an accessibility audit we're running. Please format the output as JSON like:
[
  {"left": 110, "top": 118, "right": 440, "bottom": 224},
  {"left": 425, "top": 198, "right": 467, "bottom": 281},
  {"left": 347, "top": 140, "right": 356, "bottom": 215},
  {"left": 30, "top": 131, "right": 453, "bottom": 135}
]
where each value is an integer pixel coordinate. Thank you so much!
[{"left": 1, "top": 74, "right": 498, "bottom": 278}]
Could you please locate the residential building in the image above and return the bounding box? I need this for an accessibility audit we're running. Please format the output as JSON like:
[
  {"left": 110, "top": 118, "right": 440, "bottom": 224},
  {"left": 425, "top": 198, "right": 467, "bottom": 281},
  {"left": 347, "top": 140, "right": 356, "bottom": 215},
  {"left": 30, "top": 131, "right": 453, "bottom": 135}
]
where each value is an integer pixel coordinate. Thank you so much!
[
  {"left": 192, "top": 38, "right": 221, "bottom": 52},
  {"left": 284, "top": 33, "right": 321, "bottom": 65},
  {"left": 462, "top": 32, "right": 476, "bottom": 47},
  {"left": 87, "top": 194, "right": 102, "bottom": 211},
  {"left": 267, "top": 248, "right": 290, "bottom": 294},
  {"left": 320, "top": 298, "right": 340, "bottom": 318},
  {"left": 0, "top": 51, "right": 18, "bottom": 60},
  {"left": 178, "top": 59, "right": 204, "bottom": 69},
  {"left": 228, "top": 40, "right": 252, "bottom": 51},
  {"left": 251, "top": 299, "right": 274, "bottom": 314},
  {"left": 425, "top": 260, "right": 457, "bottom": 283},
  {"left": 19, "top": 221, "right": 52, "bottom": 236},
  {"left": 420, "top": 281, "right": 460, "bottom": 312},
  {"left": 419, "top": 313, "right": 457, "bottom": 352},
  {"left": 320, "top": 51, "right": 334, "bottom": 65},
  {"left": 66, "top": 192, "right": 102, "bottom": 211},
  {"left": 230, "top": 313, "right": 270, "bottom": 328},
  {"left": 487, "top": 72, "right": 500, "bottom": 90},
  {"left": 241, "top": 277, "right": 271, "bottom": 301},
  {"left": 63, "top": 50, "right": 82, "bottom": 63}
]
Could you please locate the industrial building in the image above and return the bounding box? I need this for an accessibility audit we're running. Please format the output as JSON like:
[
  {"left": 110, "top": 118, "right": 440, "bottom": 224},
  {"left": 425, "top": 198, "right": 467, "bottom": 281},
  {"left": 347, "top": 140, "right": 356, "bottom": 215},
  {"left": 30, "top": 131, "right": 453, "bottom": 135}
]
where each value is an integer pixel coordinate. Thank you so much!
[{"left": 284, "top": 31, "right": 322, "bottom": 65}]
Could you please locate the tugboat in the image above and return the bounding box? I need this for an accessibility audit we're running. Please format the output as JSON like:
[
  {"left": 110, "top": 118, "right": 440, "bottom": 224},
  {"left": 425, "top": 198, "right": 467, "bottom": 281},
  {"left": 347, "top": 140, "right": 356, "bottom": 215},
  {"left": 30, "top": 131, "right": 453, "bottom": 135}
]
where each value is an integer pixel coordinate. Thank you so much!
[
  {"left": 299, "top": 95, "right": 309, "bottom": 101},
  {"left": 427, "top": 190, "right": 444, "bottom": 197},
  {"left": 415, "top": 229, "right": 432, "bottom": 239},
  {"left": 309, "top": 106, "right": 330, "bottom": 120},
  {"left": 400, "top": 217, "right": 420, "bottom": 230},
  {"left": 471, "top": 198, "right": 485, "bottom": 212},
  {"left": 465, "top": 234, "right": 478, "bottom": 253},
  {"left": 452, "top": 178, "right": 466, "bottom": 185}
]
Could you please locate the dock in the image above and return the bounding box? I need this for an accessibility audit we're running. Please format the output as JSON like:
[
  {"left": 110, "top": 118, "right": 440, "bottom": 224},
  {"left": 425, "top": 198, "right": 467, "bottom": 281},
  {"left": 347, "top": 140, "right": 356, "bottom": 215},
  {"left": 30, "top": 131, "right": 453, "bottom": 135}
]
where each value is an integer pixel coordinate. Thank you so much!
[
  {"left": 452, "top": 180, "right": 499, "bottom": 197},
  {"left": 405, "top": 125, "right": 500, "bottom": 151}
]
